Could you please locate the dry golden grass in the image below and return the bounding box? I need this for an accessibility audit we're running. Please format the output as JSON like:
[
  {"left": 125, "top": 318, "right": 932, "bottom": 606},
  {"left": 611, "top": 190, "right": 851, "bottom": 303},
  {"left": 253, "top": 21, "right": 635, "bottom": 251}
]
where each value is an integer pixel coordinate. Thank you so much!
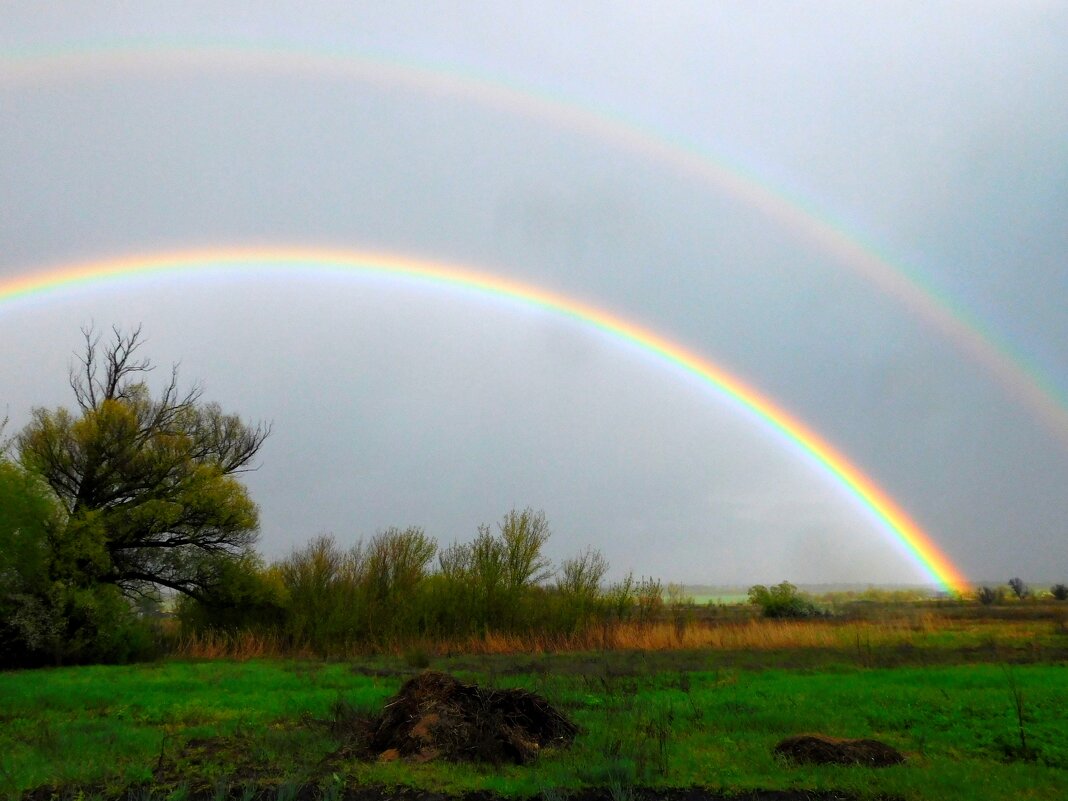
[{"left": 172, "top": 612, "right": 1060, "bottom": 660}]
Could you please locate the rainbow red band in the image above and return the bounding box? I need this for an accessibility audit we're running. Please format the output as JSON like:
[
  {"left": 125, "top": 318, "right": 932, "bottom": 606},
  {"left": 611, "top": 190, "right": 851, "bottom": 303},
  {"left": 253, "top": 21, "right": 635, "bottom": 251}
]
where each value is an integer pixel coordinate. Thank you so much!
[{"left": 0, "top": 247, "right": 971, "bottom": 593}]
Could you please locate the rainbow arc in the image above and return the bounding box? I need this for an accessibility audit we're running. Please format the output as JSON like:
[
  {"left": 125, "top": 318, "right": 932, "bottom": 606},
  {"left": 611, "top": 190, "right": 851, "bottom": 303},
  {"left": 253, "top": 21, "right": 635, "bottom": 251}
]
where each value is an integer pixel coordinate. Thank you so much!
[
  {"left": 0, "top": 246, "right": 971, "bottom": 593},
  {"left": 3, "top": 42, "right": 1066, "bottom": 448}
]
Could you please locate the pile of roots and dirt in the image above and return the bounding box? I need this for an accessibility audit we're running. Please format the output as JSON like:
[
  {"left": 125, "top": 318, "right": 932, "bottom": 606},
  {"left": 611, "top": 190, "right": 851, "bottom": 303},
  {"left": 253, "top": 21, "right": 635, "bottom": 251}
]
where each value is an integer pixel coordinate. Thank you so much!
[
  {"left": 773, "top": 734, "right": 905, "bottom": 767},
  {"left": 350, "top": 670, "right": 577, "bottom": 764}
]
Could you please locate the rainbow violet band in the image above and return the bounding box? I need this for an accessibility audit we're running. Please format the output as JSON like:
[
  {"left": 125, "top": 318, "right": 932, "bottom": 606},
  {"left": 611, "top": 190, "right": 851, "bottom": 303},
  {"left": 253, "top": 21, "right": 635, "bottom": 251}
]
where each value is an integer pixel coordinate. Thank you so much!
[
  {"left": 4, "top": 44, "right": 1066, "bottom": 450},
  {"left": 0, "top": 246, "right": 970, "bottom": 594}
]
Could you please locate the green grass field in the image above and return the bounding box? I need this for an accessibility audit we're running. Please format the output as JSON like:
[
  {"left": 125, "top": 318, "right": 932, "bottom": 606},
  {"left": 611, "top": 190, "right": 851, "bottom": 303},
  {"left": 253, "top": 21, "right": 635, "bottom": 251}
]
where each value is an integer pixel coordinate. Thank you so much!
[{"left": 2, "top": 638, "right": 1067, "bottom": 801}]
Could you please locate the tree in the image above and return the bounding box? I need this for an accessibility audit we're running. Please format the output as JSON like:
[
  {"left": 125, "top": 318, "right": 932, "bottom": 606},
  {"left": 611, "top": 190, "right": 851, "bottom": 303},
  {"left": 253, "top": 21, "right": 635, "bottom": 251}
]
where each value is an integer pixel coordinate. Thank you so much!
[
  {"left": 976, "top": 585, "right": 999, "bottom": 605},
  {"left": 498, "top": 507, "right": 554, "bottom": 592},
  {"left": 1007, "top": 577, "right": 1029, "bottom": 600},
  {"left": 0, "top": 457, "right": 63, "bottom": 659},
  {"left": 555, "top": 547, "right": 609, "bottom": 632},
  {"left": 0, "top": 454, "right": 156, "bottom": 666},
  {"left": 1051, "top": 584, "right": 1068, "bottom": 601},
  {"left": 15, "top": 325, "right": 270, "bottom": 602}
]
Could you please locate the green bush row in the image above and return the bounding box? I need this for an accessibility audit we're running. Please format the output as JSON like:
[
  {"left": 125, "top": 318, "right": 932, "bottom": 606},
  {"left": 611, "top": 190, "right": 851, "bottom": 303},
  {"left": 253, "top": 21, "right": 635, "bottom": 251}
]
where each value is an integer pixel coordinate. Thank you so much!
[{"left": 177, "top": 509, "right": 667, "bottom": 653}]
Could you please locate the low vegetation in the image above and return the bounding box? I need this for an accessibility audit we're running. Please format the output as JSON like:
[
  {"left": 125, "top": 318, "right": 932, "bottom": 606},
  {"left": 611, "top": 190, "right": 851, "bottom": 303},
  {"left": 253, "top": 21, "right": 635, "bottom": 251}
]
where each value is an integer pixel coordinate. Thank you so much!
[
  {"left": 2, "top": 640, "right": 1067, "bottom": 801},
  {"left": 5, "top": 329, "right": 1068, "bottom": 800}
]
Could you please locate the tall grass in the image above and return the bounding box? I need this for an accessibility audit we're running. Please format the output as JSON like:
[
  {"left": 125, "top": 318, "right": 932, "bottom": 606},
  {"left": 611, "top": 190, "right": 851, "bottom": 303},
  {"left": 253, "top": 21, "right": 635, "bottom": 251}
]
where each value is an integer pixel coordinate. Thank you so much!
[{"left": 173, "top": 613, "right": 1060, "bottom": 660}]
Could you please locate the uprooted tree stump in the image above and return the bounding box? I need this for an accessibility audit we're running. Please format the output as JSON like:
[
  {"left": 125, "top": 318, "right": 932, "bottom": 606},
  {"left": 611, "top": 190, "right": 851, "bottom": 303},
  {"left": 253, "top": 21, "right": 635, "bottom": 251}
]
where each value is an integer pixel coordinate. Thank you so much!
[
  {"left": 357, "top": 671, "right": 577, "bottom": 764},
  {"left": 774, "top": 734, "right": 905, "bottom": 767}
]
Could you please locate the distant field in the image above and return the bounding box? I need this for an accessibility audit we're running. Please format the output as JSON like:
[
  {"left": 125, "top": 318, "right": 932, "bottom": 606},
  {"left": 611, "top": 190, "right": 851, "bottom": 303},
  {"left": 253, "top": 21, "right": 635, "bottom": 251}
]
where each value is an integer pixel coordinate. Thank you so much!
[
  {"left": 3, "top": 617, "right": 1068, "bottom": 801},
  {"left": 687, "top": 594, "right": 749, "bottom": 605}
]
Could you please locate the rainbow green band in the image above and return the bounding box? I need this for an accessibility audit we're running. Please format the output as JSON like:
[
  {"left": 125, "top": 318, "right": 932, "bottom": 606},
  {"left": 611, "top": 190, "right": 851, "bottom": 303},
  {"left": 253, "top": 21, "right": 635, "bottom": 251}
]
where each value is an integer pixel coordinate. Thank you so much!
[
  {"left": 0, "top": 247, "right": 971, "bottom": 594},
  {"left": 3, "top": 43, "right": 1066, "bottom": 450}
]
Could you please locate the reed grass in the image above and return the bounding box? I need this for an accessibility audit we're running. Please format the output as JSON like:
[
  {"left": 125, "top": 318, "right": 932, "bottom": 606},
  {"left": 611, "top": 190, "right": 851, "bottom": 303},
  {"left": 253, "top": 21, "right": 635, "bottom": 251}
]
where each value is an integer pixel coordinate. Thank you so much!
[{"left": 173, "top": 614, "right": 1059, "bottom": 661}]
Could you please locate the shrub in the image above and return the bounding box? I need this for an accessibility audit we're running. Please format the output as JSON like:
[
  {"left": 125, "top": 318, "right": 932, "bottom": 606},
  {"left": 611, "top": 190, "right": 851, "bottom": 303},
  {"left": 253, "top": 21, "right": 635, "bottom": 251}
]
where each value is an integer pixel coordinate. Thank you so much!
[
  {"left": 554, "top": 548, "right": 610, "bottom": 632},
  {"left": 176, "top": 555, "right": 287, "bottom": 634},
  {"left": 635, "top": 576, "right": 664, "bottom": 625},
  {"left": 747, "top": 582, "right": 823, "bottom": 619},
  {"left": 976, "top": 586, "right": 1000, "bottom": 605},
  {"left": 1051, "top": 584, "right": 1068, "bottom": 601},
  {"left": 0, "top": 460, "right": 159, "bottom": 666}
]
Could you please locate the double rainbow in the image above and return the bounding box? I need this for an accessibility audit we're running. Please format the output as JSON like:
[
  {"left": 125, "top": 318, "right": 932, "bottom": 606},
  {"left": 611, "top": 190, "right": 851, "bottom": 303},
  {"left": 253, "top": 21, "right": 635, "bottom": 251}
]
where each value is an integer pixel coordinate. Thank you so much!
[
  {"left": 0, "top": 247, "right": 971, "bottom": 594},
  {"left": 4, "top": 42, "right": 1066, "bottom": 449}
]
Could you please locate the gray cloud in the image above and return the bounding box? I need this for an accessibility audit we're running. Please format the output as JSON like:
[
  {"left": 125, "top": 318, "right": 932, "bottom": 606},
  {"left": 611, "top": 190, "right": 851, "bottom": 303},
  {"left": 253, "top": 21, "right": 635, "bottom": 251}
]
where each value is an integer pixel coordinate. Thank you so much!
[{"left": 2, "top": 3, "right": 1066, "bottom": 585}]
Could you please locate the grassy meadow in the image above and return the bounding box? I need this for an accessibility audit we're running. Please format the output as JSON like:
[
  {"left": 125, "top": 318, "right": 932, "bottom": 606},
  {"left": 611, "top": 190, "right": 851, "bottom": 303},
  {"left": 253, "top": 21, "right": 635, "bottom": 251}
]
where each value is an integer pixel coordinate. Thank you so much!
[{"left": 3, "top": 608, "right": 1068, "bottom": 801}]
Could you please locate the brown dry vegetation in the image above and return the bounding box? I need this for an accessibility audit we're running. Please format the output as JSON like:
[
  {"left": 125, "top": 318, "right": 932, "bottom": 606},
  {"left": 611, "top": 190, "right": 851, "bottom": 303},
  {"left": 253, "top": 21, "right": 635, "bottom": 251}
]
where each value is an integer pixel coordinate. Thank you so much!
[{"left": 173, "top": 609, "right": 1066, "bottom": 661}]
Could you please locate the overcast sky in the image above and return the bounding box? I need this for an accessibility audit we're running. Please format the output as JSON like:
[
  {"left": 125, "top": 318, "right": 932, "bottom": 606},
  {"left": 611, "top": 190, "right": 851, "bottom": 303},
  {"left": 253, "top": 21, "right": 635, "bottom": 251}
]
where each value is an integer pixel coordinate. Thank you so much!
[{"left": 2, "top": 2, "right": 1066, "bottom": 586}]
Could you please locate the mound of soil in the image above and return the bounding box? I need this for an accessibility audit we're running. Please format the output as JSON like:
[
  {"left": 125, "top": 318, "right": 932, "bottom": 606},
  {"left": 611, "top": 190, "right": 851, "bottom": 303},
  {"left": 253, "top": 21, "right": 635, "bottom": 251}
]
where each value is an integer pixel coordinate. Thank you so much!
[
  {"left": 774, "top": 734, "right": 905, "bottom": 767},
  {"left": 360, "top": 671, "right": 577, "bottom": 764}
]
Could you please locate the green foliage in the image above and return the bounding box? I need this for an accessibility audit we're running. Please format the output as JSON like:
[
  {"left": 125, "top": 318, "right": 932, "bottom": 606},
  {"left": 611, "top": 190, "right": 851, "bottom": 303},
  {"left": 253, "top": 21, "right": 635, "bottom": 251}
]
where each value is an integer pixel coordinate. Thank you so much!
[
  {"left": 0, "top": 459, "right": 59, "bottom": 592},
  {"left": 747, "top": 581, "right": 824, "bottom": 619},
  {"left": 175, "top": 555, "right": 287, "bottom": 633},
  {"left": 603, "top": 572, "right": 636, "bottom": 623},
  {"left": 2, "top": 326, "right": 267, "bottom": 666},
  {"left": 634, "top": 576, "right": 664, "bottom": 625},
  {"left": 176, "top": 509, "right": 640, "bottom": 653},
  {"left": 15, "top": 327, "right": 268, "bottom": 603},
  {"left": 1051, "top": 584, "right": 1068, "bottom": 601},
  {"left": 499, "top": 507, "right": 554, "bottom": 591},
  {"left": 3, "top": 659, "right": 1068, "bottom": 801},
  {"left": 0, "top": 458, "right": 158, "bottom": 667},
  {"left": 555, "top": 548, "right": 610, "bottom": 632}
]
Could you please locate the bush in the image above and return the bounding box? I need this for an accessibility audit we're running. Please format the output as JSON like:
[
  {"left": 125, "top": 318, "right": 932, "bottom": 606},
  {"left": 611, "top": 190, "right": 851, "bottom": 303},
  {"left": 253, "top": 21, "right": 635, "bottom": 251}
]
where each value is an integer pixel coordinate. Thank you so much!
[
  {"left": 176, "top": 555, "right": 287, "bottom": 634},
  {"left": 976, "top": 586, "right": 1000, "bottom": 605},
  {"left": 1, "top": 581, "right": 159, "bottom": 668},
  {"left": 0, "top": 460, "right": 158, "bottom": 666},
  {"left": 747, "top": 582, "right": 824, "bottom": 619},
  {"left": 1051, "top": 584, "right": 1068, "bottom": 601}
]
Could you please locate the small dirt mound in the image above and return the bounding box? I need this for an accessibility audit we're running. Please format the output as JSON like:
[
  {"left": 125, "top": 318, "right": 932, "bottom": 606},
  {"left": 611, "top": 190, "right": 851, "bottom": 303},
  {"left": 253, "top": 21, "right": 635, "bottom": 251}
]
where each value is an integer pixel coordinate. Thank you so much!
[
  {"left": 359, "top": 671, "right": 576, "bottom": 764},
  {"left": 774, "top": 734, "right": 904, "bottom": 767}
]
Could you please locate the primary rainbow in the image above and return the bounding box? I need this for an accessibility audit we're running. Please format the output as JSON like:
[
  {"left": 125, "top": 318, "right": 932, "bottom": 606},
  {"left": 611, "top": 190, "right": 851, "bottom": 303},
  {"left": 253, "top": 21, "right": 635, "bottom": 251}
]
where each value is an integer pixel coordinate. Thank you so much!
[
  {"left": 4, "top": 43, "right": 1067, "bottom": 449},
  {"left": 0, "top": 246, "right": 970, "bottom": 593}
]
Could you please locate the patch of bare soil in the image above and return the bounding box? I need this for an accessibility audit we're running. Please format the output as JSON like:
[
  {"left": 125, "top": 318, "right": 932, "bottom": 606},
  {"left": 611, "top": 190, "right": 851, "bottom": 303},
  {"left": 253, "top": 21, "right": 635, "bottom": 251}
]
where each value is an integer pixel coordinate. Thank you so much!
[
  {"left": 774, "top": 734, "right": 905, "bottom": 767},
  {"left": 343, "top": 670, "right": 578, "bottom": 764}
]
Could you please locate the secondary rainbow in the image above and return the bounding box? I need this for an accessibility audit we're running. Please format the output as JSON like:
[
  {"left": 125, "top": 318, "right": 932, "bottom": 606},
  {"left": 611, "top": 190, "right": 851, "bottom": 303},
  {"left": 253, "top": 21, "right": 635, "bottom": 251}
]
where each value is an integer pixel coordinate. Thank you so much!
[
  {"left": 4, "top": 42, "right": 1067, "bottom": 448},
  {"left": 0, "top": 246, "right": 970, "bottom": 593}
]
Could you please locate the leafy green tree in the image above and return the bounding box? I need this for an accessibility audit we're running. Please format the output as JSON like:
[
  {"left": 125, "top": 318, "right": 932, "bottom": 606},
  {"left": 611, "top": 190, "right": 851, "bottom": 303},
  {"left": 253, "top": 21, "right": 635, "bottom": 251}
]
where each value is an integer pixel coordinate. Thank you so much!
[{"left": 15, "top": 325, "right": 270, "bottom": 602}]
